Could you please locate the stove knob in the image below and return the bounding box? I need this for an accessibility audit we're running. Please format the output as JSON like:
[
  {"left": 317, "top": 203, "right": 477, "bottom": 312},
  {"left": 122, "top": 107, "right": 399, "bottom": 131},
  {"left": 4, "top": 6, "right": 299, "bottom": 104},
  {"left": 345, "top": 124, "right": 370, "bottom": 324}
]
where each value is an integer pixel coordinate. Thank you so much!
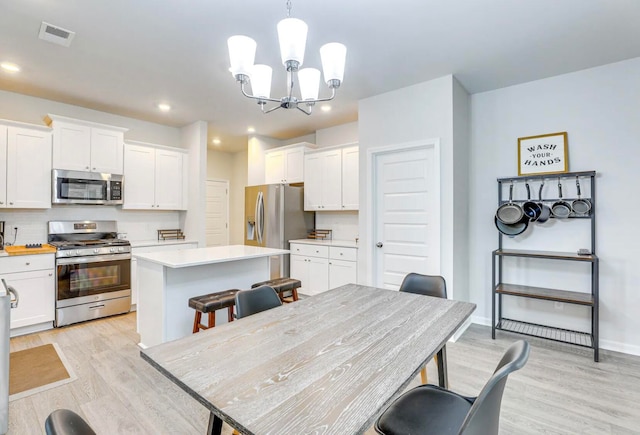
[
  {"left": 66, "top": 251, "right": 73, "bottom": 257},
  {"left": 118, "top": 247, "right": 124, "bottom": 252},
  {"left": 110, "top": 247, "right": 116, "bottom": 253},
  {"left": 94, "top": 248, "right": 100, "bottom": 254},
  {"left": 76, "top": 250, "right": 82, "bottom": 255}
]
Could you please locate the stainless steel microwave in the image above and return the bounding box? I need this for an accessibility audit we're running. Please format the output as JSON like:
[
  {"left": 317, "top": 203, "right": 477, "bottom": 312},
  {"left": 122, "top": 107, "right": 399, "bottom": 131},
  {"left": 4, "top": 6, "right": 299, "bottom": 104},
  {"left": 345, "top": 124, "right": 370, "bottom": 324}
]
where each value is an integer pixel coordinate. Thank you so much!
[{"left": 52, "top": 169, "right": 123, "bottom": 205}]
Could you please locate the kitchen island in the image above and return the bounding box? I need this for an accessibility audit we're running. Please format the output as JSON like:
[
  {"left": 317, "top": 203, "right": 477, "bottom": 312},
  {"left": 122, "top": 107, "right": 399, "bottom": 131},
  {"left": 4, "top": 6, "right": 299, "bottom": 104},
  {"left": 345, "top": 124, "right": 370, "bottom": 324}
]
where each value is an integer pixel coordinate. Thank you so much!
[{"left": 134, "top": 245, "right": 289, "bottom": 348}]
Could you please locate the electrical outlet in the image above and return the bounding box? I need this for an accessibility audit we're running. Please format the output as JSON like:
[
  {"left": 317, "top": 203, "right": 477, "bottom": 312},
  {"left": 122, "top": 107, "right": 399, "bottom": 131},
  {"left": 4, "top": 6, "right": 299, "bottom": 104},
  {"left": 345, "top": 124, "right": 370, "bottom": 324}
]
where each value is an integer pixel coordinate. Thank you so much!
[{"left": 554, "top": 302, "right": 564, "bottom": 310}]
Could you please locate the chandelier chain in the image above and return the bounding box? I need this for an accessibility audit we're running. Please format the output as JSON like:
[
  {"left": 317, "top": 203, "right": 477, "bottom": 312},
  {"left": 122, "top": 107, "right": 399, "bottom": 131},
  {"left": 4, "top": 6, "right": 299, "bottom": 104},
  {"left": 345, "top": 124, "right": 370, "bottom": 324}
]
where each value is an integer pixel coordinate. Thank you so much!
[{"left": 286, "top": 0, "right": 292, "bottom": 17}]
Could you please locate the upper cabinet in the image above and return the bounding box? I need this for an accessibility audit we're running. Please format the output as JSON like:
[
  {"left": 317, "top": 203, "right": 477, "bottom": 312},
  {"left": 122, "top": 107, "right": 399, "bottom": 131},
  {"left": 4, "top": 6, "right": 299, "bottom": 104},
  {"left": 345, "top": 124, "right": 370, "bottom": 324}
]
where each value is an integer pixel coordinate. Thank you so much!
[
  {"left": 123, "top": 141, "right": 188, "bottom": 210},
  {"left": 304, "top": 144, "right": 359, "bottom": 211},
  {"left": 0, "top": 121, "right": 52, "bottom": 209},
  {"left": 46, "top": 114, "right": 128, "bottom": 174},
  {"left": 264, "top": 142, "right": 316, "bottom": 184}
]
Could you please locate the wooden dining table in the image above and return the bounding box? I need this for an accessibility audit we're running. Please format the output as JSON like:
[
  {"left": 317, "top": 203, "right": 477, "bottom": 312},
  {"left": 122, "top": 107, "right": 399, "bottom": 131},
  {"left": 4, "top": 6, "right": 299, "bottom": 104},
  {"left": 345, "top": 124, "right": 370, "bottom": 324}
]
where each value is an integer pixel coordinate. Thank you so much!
[{"left": 140, "top": 284, "right": 476, "bottom": 435}]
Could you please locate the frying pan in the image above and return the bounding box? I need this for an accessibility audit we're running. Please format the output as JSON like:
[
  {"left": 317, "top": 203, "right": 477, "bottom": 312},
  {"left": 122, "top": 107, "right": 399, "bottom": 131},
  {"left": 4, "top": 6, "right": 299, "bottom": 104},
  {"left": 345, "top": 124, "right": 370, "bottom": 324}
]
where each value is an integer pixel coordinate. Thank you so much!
[
  {"left": 522, "top": 182, "right": 542, "bottom": 221},
  {"left": 571, "top": 177, "right": 592, "bottom": 215},
  {"left": 536, "top": 181, "right": 552, "bottom": 223},
  {"left": 496, "top": 182, "right": 524, "bottom": 224},
  {"left": 494, "top": 215, "right": 528, "bottom": 237},
  {"left": 551, "top": 179, "right": 571, "bottom": 218}
]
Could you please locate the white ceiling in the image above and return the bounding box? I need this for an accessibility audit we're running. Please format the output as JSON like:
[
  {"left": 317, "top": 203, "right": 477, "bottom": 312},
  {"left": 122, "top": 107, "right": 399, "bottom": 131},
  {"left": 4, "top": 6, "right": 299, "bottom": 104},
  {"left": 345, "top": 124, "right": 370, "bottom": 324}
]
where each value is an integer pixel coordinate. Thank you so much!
[{"left": 1, "top": 0, "right": 639, "bottom": 152}]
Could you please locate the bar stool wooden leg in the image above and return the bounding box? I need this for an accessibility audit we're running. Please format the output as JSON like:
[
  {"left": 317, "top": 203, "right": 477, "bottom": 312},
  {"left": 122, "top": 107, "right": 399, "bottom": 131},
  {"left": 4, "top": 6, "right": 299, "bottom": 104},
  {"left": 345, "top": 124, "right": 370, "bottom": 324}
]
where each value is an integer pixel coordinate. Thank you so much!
[
  {"left": 208, "top": 312, "right": 215, "bottom": 329},
  {"left": 228, "top": 306, "right": 234, "bottom": 323},
  {"left": 420, "top": 366, "right": 428, "bottom": 384},
  {"left": 292, "top": 288, "right": 299, "bottom": 301},
  {"left": 193, "top": 311, "right": 202, "bottom": 333}
]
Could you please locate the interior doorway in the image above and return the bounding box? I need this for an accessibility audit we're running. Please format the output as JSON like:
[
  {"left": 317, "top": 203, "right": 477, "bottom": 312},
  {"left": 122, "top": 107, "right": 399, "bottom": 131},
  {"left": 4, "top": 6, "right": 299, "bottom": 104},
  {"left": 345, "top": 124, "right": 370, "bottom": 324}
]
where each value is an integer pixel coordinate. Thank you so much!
[{"left": 206, "top": 179, "right": 229, "bottom": 246}]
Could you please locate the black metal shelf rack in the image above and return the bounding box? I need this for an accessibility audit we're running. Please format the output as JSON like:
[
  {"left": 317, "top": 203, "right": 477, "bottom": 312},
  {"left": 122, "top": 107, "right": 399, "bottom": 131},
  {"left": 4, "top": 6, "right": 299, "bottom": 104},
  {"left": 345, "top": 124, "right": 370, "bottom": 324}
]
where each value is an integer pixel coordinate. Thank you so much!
[{"left": 491, "top": 170, "right": 599, "bottom": 361}]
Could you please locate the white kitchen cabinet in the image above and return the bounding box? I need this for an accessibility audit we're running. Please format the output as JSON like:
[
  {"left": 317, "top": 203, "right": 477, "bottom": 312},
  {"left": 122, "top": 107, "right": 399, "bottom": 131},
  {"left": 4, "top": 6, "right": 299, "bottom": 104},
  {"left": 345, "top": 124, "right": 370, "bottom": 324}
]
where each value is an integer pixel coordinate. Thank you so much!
[
  {"left": 0, "top": 122, "right": 52, "bottom": 209},
  {"left": 0, "top": 254, "right": 55, "bottom": 335},
  {"left": 341, "top": 145, "right": 359, "bottom": 210},
  {"left": 123, "top": 142, "right": 188, "bottom": 210},
  {"left": 264, "top": 143, "right": 315, "bottom": 184},
  {"left": 304, "top": 149, "right": 342, "bottom": 210},
  {"left": 130, "top": 242, "right": 198, "bottom": 311},
  {"left": 290, "top": 242, "right": 357, "bottom": 295},
  {"left": 304, "top": 144, "right": 359, "bottom": 211},
  {"left": 47, "top": 114, "right": 128, "bottom": 174}
]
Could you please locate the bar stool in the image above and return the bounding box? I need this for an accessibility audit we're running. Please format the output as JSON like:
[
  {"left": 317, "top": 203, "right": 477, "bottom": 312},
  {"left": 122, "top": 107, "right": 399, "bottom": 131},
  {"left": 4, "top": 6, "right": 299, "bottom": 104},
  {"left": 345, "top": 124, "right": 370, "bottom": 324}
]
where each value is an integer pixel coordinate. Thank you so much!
[
  {"left": 251, "top": 277, "right": 302, "bottom": 303},
  {"left": 188, "top": 289, "right": 239, "bottom": 333}
]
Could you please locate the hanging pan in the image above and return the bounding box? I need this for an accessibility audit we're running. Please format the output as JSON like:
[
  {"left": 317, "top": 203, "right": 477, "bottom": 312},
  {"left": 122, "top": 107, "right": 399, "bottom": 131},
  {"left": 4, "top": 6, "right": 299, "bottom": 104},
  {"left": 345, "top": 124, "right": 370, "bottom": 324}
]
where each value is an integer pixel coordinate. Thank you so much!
[
  {"left": 551, "top": 178, "right": 571, "bottom": 218},
  {"left": 494, "top": 215, "right": 528, "bottom": 237},
  {"left": 496, "top": 181, "right": 524, "bottom": 224},
  {"left": 522, "top": 181, "right": 542, "bottom": 221},
  {"left": 571, "top": 177, "right": 592, "bottom": 216},
  {"left": 536, "top": 180, "right": 552, "bottom": 223}
]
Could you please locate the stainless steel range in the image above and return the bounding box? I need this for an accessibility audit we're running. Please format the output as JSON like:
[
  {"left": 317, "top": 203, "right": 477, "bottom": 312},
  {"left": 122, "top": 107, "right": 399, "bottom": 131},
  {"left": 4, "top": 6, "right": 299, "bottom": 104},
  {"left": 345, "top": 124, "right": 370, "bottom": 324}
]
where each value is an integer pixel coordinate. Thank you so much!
[{"left": 48, "top": 220, "right": 131, "bottom": 327}]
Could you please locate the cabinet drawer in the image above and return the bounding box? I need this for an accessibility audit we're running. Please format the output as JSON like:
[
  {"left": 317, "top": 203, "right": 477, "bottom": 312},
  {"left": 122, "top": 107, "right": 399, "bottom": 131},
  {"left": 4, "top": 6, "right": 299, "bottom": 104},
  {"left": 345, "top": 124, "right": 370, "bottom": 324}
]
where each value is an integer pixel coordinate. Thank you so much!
[
  {"left": 1, "top": 254, "right": 55, "bottom": 273},
  {"left": 290, "top": 243, "right": 329, "bottom": 258},
  {"left": 329, "top": 247, "right": 357, "bottom": 262}
]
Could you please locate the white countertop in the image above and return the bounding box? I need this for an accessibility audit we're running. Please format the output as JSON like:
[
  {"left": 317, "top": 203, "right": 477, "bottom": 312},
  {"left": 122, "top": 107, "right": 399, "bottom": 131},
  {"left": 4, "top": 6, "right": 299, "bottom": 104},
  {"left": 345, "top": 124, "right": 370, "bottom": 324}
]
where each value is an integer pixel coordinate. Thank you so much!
[
  {"left": 133, "top": 245, "right": 289, "bottom": 268},
  {"left": 289, "top": 239, "right": 358, "bottom": 248},
  {"left": 130, "top": 239, "right": 198, "bottom": 248}
]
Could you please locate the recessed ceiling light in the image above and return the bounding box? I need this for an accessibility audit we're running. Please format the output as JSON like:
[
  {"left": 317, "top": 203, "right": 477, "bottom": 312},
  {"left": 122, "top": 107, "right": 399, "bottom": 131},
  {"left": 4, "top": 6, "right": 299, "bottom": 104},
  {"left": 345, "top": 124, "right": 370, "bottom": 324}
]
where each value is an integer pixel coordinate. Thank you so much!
[
  {"left": 1, "top": 62, "right": 21, "bottom": 73},
  {"left": 212, "top": 138, "right": 221, "bottom": 145},
  {"left": 320, "top": 105, "right": 332, "bottom": 112},
  {"left": 157, "top": 103, "right": 171, "bottom": 112},
  {"left": 247, "top": 127, "right": 256, "bottom": 133}
]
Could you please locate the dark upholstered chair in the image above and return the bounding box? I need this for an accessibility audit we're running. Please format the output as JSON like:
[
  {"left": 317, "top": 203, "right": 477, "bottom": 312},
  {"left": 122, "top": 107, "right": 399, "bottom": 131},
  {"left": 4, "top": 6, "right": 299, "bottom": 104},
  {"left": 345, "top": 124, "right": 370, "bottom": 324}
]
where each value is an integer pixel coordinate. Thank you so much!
[
  {"left": 375, "top": 340, "right": 530, "bottom": 435},
  {"left": 399, "top": 273, "right": 447, "bottom": 383},
  {"left": 45, "top": 409, "right": 96, "bottom": 435},
  {"left": 235, "top": 285, "right": 282, "bottom": 319}
]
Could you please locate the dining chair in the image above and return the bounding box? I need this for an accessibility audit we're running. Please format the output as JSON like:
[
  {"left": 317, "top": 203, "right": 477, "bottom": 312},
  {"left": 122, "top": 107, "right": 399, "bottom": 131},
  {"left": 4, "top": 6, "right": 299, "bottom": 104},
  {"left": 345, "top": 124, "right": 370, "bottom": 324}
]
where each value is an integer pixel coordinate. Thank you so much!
[
  {"left": 398, "top": 273, "right": 447, "bottom": 384},
  {"left": 45, "top": 409, "right": 96, "bottom": 435},
  {"left": 234, "top": 285, "right": 283, "bottom": 319},
  {"left": 374, "top": 339, "right": 530, "bottom": 435}
]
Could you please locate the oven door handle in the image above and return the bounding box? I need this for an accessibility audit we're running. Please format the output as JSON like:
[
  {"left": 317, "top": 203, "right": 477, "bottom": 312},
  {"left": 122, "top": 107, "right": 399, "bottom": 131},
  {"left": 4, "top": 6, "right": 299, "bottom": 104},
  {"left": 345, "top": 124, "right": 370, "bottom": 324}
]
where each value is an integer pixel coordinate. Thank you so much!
[{"left": 56, "top": 253, "right": 131, "bottom": 265}]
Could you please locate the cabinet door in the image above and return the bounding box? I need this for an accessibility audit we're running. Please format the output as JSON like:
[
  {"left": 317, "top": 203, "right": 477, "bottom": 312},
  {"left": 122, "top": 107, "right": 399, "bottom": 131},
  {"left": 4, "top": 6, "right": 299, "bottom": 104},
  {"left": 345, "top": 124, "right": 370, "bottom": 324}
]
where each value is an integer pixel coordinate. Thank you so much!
[
  {"left": 91, "top": 127, "right": 124, "bottom": 174},
  {"left": 329, "top": 259, "right": 357, "bottom": 290},
  {"left": 341, "top": 145, "right": 359, "bottom": 210},
  {"left": 284, "top": 147, "right": 304, "bottom": 183},
  {"left": 321, "top": 150, "right": 343, "bottom": 210},
  {"left": 52, "top": 121, "right": 91, "bottom": 171},
  {"left": 265, "top": 150, "right": 285, "bottom": 184},
  {"left": 290, "top": 255, "right": 309, "bottom": 294},
  {"left": 307, "top": 256, "right": 329, "bottom": 295},
  {"left": 6, "top": 127, "right": 52, "bottom": 208},
  {"left": 123, "top": 144, "right": 156, "bottom": 209},
  {"left": 0, "top": 125, "right": 7, "bottom": 208},
  {"left": 155, "top": 149, "right": 185, "bottom": 210},
  {"left": 304, "top": 153, "right": 323, "bottom": 210},
  {"left": 3, "top": 269, "right": 55, "bottom": 329}
]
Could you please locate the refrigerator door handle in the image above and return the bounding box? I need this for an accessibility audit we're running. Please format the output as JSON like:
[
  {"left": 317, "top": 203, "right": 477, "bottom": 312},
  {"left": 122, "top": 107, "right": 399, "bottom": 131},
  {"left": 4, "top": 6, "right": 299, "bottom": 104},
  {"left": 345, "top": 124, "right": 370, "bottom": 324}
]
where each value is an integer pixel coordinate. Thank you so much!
[
  {"left": 256, "top": 191, "right": 264, "bottom": 244},
  {"left": 1, "top": 280, "right": 17, "bottom": 309}
]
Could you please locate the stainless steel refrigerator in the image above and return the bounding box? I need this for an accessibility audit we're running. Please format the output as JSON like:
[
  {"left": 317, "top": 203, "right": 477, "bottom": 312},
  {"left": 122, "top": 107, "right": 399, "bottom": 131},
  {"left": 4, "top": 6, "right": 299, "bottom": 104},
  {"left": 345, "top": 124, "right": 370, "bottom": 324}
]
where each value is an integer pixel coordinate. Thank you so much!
[
  {"left": 245, "top": 184, "right": 314, "bottom": 279},
  {"left": 1, "top": 279, "right": 18, "bottom": 435}
]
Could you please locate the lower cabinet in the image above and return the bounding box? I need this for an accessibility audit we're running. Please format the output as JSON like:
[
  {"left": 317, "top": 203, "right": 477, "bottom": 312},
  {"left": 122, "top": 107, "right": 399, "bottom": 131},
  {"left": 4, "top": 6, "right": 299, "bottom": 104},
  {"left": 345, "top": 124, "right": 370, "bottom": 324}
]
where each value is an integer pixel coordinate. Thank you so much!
[
  {"left": 1, "top": 254, "right": 55, "bottom": 334},
  {"left": 290, "top": 243, "right": 357, "bottom": 296},
  {"left": 131, "top": 242, "right": 198, "bottom": 309}
]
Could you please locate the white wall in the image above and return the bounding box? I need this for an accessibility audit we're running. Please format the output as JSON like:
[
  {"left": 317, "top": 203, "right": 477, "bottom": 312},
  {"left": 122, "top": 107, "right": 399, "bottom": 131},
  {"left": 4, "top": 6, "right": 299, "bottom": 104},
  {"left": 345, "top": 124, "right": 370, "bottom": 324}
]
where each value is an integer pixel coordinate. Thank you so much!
[
  {"left": 468, "top": 57, "right": 640, "bottom": 354},
  {"left": 358, "top": 76, "right": 463, "bottom": 299},
  {"left": 180, "top": 121, "right": 208, "bottom": 247},
  {"left": 247, "top": 135, "right": 283, "bottom": 186},
  {"left": 316, "top": 122, "right": 358, "bottom": 147}
]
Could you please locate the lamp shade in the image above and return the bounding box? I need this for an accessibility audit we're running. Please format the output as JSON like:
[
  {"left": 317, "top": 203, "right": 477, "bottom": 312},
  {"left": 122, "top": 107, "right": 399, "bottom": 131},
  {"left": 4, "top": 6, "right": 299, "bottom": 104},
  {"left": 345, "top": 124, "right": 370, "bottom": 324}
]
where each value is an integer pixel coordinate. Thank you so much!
[
  {"left": 277, "top": 18, "right": 308, "bottom": 66},
  {"left": 298, "top": 68, "right": 320, "bottom": 100},
  {"left": 228, "top": 35, "right": 256, "bottom": 77},
  {"left": 250, "top": 64, "right": 273, "bottom": 99},
  {"left": 320, "top": 42, "right": 347, "bottom": 84}
]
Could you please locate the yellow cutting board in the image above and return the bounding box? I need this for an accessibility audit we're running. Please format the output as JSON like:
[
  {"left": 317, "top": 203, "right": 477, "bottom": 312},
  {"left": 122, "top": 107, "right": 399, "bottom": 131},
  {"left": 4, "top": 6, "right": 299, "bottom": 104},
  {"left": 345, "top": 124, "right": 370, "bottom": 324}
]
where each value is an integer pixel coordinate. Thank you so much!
[{"left": 5, "top": 244, "right": 57, "bottom": 256}]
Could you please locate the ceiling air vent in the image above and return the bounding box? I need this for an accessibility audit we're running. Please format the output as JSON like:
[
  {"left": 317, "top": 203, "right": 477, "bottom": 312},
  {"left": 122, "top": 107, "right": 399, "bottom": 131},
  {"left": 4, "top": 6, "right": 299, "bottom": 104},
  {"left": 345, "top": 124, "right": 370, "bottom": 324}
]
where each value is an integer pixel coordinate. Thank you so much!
[{"left": 38, "top": 22, "right": 76, "bottom": 47}]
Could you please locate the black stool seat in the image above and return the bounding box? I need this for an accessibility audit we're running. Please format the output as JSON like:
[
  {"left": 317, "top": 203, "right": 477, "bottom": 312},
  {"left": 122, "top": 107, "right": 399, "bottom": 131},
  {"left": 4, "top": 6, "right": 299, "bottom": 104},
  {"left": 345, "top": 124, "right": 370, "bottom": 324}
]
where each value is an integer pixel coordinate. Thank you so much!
[
  {"left": 189, "top": 289, "right": 239, "bottom": 313},
  {"left": 251, "top": 277, "right": 301, "bottom": 302},
  {"left": 45, "top": 409, "right": 96, "bottom": 435}
]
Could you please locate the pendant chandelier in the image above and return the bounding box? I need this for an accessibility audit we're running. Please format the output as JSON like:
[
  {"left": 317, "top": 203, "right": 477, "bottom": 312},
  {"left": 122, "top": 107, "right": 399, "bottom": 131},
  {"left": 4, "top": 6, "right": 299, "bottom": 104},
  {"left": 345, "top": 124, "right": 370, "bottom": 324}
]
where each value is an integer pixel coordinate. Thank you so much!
[{"left": 227, "top": 0, "right": 347, "bottom": 115}]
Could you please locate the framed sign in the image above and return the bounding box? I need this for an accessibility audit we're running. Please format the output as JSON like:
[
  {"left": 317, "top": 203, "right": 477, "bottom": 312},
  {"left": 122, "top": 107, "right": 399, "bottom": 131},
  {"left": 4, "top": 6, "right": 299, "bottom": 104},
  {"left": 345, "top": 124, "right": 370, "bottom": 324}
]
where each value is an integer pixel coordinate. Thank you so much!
[{"left": 518, "top": 132, "right": 568, "bottom": 176}]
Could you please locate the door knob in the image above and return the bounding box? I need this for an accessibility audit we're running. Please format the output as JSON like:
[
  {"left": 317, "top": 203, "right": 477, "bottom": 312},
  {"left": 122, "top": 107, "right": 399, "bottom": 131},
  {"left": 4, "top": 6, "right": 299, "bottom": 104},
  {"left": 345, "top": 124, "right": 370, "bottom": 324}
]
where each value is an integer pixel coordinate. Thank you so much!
[{"left": 376, "top": 242, "right": 383, "bottom": 248}]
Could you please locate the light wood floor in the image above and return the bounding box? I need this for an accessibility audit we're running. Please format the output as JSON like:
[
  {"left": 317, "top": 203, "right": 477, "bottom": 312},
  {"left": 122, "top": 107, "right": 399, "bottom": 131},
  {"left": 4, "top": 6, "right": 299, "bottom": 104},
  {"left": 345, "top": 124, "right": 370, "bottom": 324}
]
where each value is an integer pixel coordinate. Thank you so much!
[{"left": 8, "top": 313, "right": 640, "bottom": 434}]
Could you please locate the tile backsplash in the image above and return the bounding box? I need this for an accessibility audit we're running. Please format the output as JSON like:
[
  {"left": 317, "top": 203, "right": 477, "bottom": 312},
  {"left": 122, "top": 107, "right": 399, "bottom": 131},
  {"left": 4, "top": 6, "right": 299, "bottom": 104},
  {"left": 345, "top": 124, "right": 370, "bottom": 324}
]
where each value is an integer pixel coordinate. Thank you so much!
[
  {"left": 314, "top": 211, "right": 358, "bottom": 242},
  {"left": 0, "top": 207, "right": 180, "bottom": 245}
]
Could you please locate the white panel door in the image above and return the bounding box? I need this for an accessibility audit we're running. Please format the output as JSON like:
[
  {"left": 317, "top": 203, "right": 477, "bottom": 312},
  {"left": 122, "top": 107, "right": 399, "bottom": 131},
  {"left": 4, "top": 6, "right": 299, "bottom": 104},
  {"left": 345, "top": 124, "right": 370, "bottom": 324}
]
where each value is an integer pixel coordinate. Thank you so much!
[
  {"left": 206, "top": 179, "right": 229, "bottom": 246},
  {"left": 264, "top": 150, "right": 285, "bottom": 184},
  {"left": 307, "top": 256, "right": 329, "bottom": 295},
  {"left": 6, "top": 127, "right": 52, "bottom": 209},
  {"left": 304, "top": 153, "right": 323, "bottom": 210},
  {"left": 90, "top": 127, "right": 124, "bottom": 174},
  {"left": 322, "top": 149, "right": 343, "bottom": 210},
  {"left": 123, "top": 144, "right": 156, "bottom": 209},
  {"left": 0, "top": 125, "right": 7, "bottom": 207},
  {"left": 373, "top": 145, "right": 439, "bottom": 289},
  {"left": 284, "top": 147, "right": 304, "bottom": 183},
  {"left": 329, "top": 259, "right": 357, "bottom": 289},
  {"left": 290, "top": 255, "right": 309, "bottom": 294},
  {"left": 341, "top": 145, "right": 359, "bottom": 210},
  {"left": 155, "top": 149, "right": 184, "bottom": 209},
  {"left": 52, "top": 121, "right": 91, "bottom": 171}
]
